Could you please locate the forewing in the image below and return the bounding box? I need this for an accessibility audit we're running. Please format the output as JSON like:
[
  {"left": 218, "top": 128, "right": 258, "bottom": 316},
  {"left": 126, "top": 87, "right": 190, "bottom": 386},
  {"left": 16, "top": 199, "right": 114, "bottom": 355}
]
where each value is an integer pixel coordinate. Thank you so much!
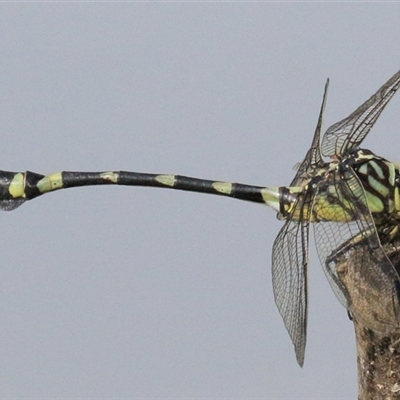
[
  {"left": 321, "top": 69, "right": 400, "bottom": 158},
  {"left": 290, "top": 79, "right": 329, "bottom": 187},
  {"left": 313, "top": 167, "right": 400, "bottom": 331},
  {"left": 272, "top": 194, "right": 311, "bottom": 366}
]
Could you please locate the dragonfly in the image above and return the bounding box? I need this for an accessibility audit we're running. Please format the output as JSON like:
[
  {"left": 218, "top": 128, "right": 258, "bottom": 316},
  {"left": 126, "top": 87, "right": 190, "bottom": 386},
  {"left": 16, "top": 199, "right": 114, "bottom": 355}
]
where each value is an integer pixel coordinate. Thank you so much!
[{"left": 1, "top": 69, "right": 400, "bottom": 366}]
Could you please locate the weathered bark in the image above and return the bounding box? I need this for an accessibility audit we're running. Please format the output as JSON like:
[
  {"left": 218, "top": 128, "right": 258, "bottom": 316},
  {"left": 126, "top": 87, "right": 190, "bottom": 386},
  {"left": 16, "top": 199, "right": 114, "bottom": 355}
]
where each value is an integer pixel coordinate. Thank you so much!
[
  {"left": 354, "top": 320, "right": 400, "bottom": 399},
  {"left": 335, "top": 240, "right": 400, "bottom": 399}
]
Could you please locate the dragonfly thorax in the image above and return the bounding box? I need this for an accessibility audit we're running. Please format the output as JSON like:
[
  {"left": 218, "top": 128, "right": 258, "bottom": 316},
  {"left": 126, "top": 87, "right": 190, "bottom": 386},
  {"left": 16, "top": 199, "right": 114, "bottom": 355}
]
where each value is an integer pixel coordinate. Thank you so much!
[
  {"left": 272, "top": 69, "right": 400, "bottom": 366},
  {"left": 347, "top": 148, "right": 400, "bottom": 224}
]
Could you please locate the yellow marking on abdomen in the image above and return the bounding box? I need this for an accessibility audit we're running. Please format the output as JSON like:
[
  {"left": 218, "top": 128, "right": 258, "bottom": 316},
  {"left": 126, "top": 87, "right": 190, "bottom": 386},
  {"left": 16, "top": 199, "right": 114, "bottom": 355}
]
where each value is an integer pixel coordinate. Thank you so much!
[
  {"left": 9, "top": 173, "right": 26, "bottom": 198},
  {"left": 155, "top": 174, "right": 176, "bottom": 187},
  {"left": 212, "top": 182, "right": 232, "bottom": 195},
  {"left": 260, "top": 187, "right": 280, "bottom": 212},
  {"left": 100, "top": 172, "right": 119, "bottom": 183},
  {"left": 37, "top": 172, "right": 63, "bottom": 193},
  {"left": 312, "top": 196, "right": 353, "bottom": 222}
]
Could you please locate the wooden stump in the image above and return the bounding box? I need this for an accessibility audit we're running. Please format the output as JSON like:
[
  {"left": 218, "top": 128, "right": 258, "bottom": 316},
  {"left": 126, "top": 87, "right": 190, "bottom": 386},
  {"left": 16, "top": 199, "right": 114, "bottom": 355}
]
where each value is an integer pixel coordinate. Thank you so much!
[
  {"left": 354, "top": 320, "right": 400, "bottom": 399},
  {"left": 335, "top": 239, "right": 400, "bottom": 399}
]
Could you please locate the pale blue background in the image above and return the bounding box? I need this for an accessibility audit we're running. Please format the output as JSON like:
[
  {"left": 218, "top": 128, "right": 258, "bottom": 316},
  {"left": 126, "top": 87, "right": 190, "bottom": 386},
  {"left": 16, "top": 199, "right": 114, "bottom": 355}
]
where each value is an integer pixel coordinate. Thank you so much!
[{"left": 0, "top": 4, "right": 399, "bottom": 398}]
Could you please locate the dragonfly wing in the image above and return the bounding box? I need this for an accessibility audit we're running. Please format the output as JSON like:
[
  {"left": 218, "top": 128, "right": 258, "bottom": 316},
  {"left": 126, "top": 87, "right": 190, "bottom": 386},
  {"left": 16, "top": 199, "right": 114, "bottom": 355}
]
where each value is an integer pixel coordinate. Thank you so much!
[
  {"left": 313, "top": 167, "right": 400, "bottom": 332},
  {"left": 272, "top": 194, "right": 311, "bottom": 366},
  {"left": 290, "top": 79, "right": 329, "bottom": 187},
  {"left": 321, "top": 69, "right": 400, "bottom": 158}
]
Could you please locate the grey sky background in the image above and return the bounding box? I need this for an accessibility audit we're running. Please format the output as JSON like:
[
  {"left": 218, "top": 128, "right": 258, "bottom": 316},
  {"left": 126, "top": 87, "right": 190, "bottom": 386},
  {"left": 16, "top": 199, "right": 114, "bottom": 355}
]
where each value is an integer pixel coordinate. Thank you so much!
[{"left": 0, "top": 4, "right": 399, "bottom": 398}]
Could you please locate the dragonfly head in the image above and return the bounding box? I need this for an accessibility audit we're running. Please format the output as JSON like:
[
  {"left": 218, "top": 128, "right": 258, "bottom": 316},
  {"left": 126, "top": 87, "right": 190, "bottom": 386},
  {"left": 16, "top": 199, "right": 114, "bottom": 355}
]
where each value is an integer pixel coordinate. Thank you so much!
[{"left": 347, "top": 148, "right": 383, "bottom": 162}]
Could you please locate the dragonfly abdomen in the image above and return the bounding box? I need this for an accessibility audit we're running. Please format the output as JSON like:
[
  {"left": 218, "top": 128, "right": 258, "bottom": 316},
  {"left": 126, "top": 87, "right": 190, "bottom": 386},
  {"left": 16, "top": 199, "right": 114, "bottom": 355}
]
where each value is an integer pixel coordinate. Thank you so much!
[{"left": 0, "top": 170, "right": 293, "bottom": 210}]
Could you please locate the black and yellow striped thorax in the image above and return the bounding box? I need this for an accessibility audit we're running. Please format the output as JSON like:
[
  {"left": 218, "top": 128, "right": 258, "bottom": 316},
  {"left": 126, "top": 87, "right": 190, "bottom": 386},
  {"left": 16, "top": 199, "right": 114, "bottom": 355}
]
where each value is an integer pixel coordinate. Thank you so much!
[
  {"left": 310, "top": 148, "right": 400, "bottom": 227},
  {"left": 347, "top": 149, "right": 400, "bottom": 227},
  {"left": 278, "top": 149, "right": 400, "bottom": 227}
]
